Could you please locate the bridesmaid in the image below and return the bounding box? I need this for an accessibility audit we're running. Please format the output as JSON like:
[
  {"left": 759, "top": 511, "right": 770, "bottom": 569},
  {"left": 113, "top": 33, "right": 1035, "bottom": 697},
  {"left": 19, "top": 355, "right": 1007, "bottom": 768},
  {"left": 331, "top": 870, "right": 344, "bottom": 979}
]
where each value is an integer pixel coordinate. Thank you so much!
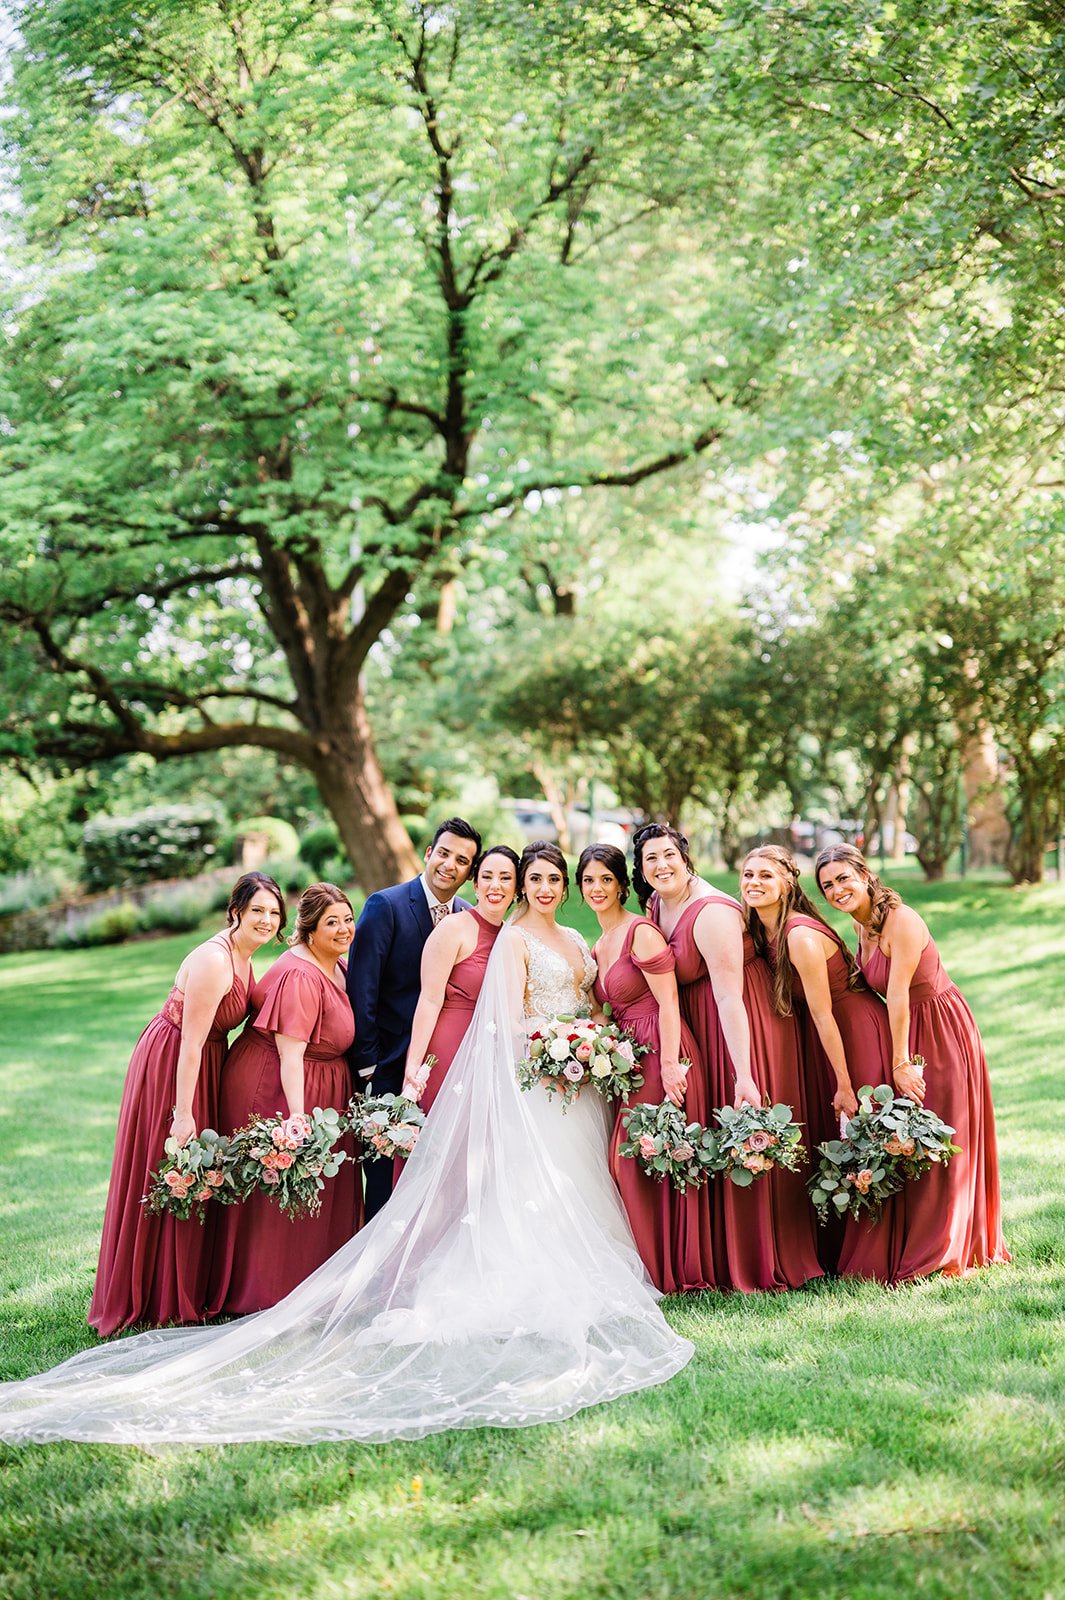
[
  {"left": 578, "top": 843, "right": 713, "bottom": 1294},
  {"left": 814, "top": 845, "right": 1010, "bottom": 1281},
  {"left": 208, "top": 882, "right": 362, "bottom": 1316},
  {"left": 637, "top": 824, "right": 822, "bottom": 1292},
  {"left": 740, "top": 844, "right": 891, "bottom": 1271},
  {"left": 88, "top": 872, "right": 285, "bottom": 1337},
  {"left": 398, "top": 845, "right": 519, "bottom": 1149}
]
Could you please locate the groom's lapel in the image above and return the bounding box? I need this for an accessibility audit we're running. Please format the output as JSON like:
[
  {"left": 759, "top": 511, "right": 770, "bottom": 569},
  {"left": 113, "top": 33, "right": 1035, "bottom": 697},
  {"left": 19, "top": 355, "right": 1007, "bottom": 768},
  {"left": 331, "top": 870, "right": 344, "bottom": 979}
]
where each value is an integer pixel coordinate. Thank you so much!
[{"left": 408, "top": 875, "right": 433, "bottom": 941}]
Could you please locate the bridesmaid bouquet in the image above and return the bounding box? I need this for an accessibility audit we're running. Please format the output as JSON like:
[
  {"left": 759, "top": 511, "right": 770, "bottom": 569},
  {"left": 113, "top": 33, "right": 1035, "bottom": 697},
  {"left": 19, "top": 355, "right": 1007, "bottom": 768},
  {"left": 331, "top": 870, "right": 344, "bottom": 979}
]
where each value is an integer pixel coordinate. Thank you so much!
[
  {"left": 617, "top": 1099, "right": 719, "bottom": 1192},
  {"left": 346, "top": 1092, "right": 427, "bottom": 1160},
  {"left": 808, "top": 1075, "right": 960, "bottom": 1223},
  {"left": 144, "top": 1128, "right": 240, "bottom": 1222},
  {"left": 705, "top": 1102, "right": 807, "bottom": 1187},
  {"left": 227, "top": 1107, "right": 350, "bottom": 1220},
  {"left": 518, "top": 1015, "right": 647, "bottom": 1108}
]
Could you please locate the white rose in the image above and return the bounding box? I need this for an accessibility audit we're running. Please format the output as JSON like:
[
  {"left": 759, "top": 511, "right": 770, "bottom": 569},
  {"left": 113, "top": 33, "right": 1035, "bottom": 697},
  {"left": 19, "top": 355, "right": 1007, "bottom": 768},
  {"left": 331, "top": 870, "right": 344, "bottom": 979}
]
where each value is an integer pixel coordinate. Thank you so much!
[
  {"left": 590, "top": 1056, "right": 612, "bottom": 1079},
  {"left": 548, "top": 1038, "right": 572, "bottom": 1062}
]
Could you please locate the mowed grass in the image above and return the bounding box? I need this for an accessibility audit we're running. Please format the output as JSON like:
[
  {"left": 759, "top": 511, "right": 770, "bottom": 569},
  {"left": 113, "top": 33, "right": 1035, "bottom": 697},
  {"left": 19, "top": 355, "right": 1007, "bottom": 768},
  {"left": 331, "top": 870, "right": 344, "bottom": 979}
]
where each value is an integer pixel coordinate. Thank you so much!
[{"left": 1, "top": 873, "right": 1063, "bottom": 1600}]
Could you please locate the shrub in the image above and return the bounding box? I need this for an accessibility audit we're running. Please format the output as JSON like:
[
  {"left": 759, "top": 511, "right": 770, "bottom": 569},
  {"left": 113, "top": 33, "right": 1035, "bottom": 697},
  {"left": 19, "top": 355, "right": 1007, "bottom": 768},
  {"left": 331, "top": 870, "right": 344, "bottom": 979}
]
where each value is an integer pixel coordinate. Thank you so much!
[
  {"left": 0, "top": 866, "right": 72, "bottom": 917},
  {"left": 56, "top": 901, "right": 140, "bottom": 949},
  {"left": 261, "top": 856, "right": 312, "bottom": 894},
  {"left": 82, "top": 805, "right": 224, "bottom": 891},
  {"left": 233, "top": 815, "right": 300, "bottom": 861},
  {"left": 299, "top": 822, "right": 344, "bottom": 873},
  {"left": 138, "top": 887, "right": 214, "bottom": 934}
]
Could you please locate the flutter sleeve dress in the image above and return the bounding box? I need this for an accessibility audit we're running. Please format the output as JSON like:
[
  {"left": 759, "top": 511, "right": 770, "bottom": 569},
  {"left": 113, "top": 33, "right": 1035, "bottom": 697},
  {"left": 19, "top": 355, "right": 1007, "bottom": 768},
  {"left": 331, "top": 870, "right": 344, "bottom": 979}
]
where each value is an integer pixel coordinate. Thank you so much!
[{"left": 208, "top": 950, "right": 360, "bottom": 1316}]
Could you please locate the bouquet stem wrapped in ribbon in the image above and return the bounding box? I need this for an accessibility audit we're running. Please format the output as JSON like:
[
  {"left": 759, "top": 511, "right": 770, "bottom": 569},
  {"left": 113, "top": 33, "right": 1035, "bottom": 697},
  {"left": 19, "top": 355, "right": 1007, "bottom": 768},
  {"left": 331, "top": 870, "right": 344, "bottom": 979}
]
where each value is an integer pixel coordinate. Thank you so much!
[{"left": 808, "top": 1069, "right": 960, "bottom": 1223}]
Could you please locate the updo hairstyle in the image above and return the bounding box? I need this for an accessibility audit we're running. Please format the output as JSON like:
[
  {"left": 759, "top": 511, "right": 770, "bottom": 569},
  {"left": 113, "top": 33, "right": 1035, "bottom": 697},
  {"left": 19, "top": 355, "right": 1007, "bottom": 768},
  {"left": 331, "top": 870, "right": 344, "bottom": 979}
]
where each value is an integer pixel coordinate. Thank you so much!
[
  {"left": 476, "top": 844, "right": 521, "bottom": 882},
  {"left": 631, "top": 823, "right": 696, "bottom": 909},
  {"left": 576, "top": 843, "right": 631, "bottom": 904},
  {"left": 289, "top": 882, "right": 354, "bottom": 946},
  {"left": 516, "top": 840, "right": 569, "bottom": 904},
  {"left": 226, "top": 872, "right": 286, "bottom": 941}
]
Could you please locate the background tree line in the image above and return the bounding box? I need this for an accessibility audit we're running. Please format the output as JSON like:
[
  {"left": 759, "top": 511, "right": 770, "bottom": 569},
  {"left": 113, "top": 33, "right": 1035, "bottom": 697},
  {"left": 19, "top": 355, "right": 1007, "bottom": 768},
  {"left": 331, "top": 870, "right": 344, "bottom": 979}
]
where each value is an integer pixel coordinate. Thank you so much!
[{"left": 2, "top": 0, "right": 1063, "bottom": 891}]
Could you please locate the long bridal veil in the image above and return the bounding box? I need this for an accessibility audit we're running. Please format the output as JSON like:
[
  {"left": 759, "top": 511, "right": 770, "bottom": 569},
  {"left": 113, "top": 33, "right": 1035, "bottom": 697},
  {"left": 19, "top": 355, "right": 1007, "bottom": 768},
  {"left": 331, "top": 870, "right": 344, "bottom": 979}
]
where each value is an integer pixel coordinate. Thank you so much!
[{"left": 0, "top": 935, "right": 692, "bottom": 1445}]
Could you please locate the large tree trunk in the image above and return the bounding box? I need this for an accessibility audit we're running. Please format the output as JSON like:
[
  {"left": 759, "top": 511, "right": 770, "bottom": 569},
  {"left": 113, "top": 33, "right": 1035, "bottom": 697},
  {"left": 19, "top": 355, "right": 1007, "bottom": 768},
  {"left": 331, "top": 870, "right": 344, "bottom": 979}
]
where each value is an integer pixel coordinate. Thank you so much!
[
  {"left": 962, "top": 725, "right": 1010, "bottom": 868},
  {"left": 312, "top": 680, "right": 420, "bottom": 893}
]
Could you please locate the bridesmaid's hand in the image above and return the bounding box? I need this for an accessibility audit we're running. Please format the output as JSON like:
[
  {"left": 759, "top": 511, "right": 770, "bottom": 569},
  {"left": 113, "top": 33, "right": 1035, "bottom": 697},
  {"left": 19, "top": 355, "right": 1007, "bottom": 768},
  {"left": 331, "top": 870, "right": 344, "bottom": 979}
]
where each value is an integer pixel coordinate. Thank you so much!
[
  {"left": 401, "top": 1076, "right": 426, "bottom": 1104},
  {"left": 733, "top": 1073, "right": 761, "bottom": 1110},
  {"left": 832, "top": 1083, "right": 859, "bottom": 1121},
  {"left": 169, "top": 1109, "right": 197, "bottom": 1147},
  {"left": 661, "top": 1061, "right": 687, "bottom": 1108},
  {"left": 893, "top": 1060, "right": 926, "bottom": 1103}
]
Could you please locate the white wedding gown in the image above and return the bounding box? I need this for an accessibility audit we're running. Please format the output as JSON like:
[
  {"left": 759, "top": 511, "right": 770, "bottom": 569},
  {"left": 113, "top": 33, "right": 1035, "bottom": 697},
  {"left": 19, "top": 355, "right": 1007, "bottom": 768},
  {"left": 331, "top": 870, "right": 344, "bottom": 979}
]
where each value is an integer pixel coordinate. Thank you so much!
[{"left": 0, "top": 926, "right": 692, "bottom": 1446}]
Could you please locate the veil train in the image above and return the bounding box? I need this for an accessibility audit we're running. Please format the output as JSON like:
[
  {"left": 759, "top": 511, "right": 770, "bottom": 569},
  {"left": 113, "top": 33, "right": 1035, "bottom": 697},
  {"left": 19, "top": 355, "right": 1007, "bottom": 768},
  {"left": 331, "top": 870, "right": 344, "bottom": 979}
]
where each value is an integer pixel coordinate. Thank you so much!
[{"left": 0, "top": 936, "right": 693, "bottom": 1446}]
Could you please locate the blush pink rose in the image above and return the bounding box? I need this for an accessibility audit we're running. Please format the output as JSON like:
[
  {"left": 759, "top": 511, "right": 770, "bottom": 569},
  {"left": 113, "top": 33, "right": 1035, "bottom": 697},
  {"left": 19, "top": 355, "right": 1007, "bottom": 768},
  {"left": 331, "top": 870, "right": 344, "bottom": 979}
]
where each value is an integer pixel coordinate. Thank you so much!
[
  {"left": 164, "top": 1169, "right": 186, "bottom": 1190},
  {"left": 563, "top": 1062, "right": 584, "bottom": 1083},
  {"left": 854, "top": 1168, "right": 874, "bottom": 1192},
  {"left": 262, "top": 1167, "right": 282, "bottom": 1185},
  {"left": 638, "top": 1133, "right": 658, "bottom": 1160},
  {"left": 196, "top": 1187, "right": 213, "bottom": 1203},
  {"left": 205, "top": 1169, "right": 225, "bottom": 1187},
  {"left": 574, "top": 1042, "right": 594, "bottom": 1062},
  {"left": 274, "top": 1151, "right": 295, "bottom": 1169},
  {"left": 671, "top": 1141, "right": 695, "bottom": 1162},
  {"left": 282, "top": 1113, "right": 312, "bottom": 1144},
  {"left": 745, "top": 1130, "right": 772, "bottom": 1153},
  {"left": 743, "top": 1152, "right": 768, "bottom": 1173}
]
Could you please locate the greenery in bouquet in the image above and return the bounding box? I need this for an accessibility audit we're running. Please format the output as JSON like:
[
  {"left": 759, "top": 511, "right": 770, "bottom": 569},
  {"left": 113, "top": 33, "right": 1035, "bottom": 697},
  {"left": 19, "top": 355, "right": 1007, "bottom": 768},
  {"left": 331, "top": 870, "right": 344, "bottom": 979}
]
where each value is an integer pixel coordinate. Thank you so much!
[
  {"left": 517, "top": 1014, "right": 646, "bottom": 1109},
  {"left": 347, "top": 1092, "right": 427, "bottom": 1160},
  {"left": 808, "top": 1074, "right": 960, "bottom": 1223},
  {"left": 143, "top": 1128, "right": 240, "bottom": 1221},
  {"left": 227, "top": 1107, "right": 349, "bottom": 1219},
  {"left": 617, "top": 1095, "right": 718, "bottom": 1193},
  {"left": 706, "top": 1102, "right": 806, "bottom": 1187}
]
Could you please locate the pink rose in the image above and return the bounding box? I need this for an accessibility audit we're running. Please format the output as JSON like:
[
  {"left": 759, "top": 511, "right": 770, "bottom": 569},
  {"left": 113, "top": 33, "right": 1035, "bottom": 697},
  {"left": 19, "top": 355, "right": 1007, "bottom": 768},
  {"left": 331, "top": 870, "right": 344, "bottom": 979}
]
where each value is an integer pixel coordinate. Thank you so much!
[
  {"left": 745, "top": 1130, "right": 772, "bottom": 1153},
  {"left": 275, "top": 1151, "right": 295, "bottom": 1170},
  {"left": 574, "top": 1042, "right": 593, "bottom": 1062},
  {"left": 261, "top": 1167, "right": 282, "bottom": 1185},
  {"left": 638, "top": 1133, "right": 658, "bottom": 1160},
  {"left": 164, "top": 1169, "right": 186, "bottom": 1189},
  {"left": 169, "top": 1176, "right": 192, "bottom": 1198},
  {"left": 615, "top": 1040, "right": 635, "bottom": 1064},
  {"left": 261, "top": 1150, "right": 280, "bottom": 1169},
  {"left": 743, "top": 1153, "right": 768, "bottom": 1173},
  {"left": 282, "top": 1114, "right": 311, "bottom": 1144},
  {"left": 563, "top": 1062, "right": 584, "bottom": 1083},
  {"left": 392, "top": 1123, "right": 417, "bottom": 1150},
  {"left": 671, "top": 1141, "right": 694, "bottom": 1162},
  {"left": 854, "top": 1168, "right": 874, "bottom": 1193},
  {"left": 371, "top": 1133, "right": 389, "bottom": 1153},
  {"left": 196, "top": 1187, "right": 213, "bottom": 1203},
  {"left": 205, "top": 1169, "right": 225, "bottom": 1187}
]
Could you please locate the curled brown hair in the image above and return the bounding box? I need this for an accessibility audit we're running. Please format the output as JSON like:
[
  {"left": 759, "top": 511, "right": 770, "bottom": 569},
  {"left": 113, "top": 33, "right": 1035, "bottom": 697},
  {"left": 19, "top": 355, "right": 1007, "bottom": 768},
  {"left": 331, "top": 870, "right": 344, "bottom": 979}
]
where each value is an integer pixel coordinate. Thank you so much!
[
  {"left": 813, "top": 844, "right": 901, "bottom": 939},
  {"left": 742, "top": 845, "right": 864, "bottom": 1017},
  {"left": 577, "top": 843, "right": 630, "bottom": 904},
  {"left": 631, "top": 823, "right": 696, "bottom": 910},
  {"left": 289, "top": 882, "right": 354, "bottom": 946},
  {"left": 226, "top": 872, "right": 286, "bottom": 941}
]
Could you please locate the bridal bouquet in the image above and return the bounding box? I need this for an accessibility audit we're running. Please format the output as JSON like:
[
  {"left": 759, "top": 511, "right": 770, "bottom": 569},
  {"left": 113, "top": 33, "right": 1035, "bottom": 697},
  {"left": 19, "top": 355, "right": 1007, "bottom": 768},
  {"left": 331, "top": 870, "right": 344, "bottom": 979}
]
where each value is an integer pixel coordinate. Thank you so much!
[
  {"left": 808, "top": 1074, "right": 960, "bottom": 1223},
  {"left": 617, "top": 1098, "right": 719, "bottom": 1193},
  {"left": 347, "top": 1092, "right": 427, "bottom": 1160},
  {"left": 705, "top": 1102, "right": 806, "bottom": 1187},
  {"left": 517, "top": 1015, "right": 647, "bottom": 1108},
  {"left": 144, "top": 1128, "right": 240, "bottom": 1221},
  {"left": 227, "top": 1107, "right": 350, "bottom": 1219}
]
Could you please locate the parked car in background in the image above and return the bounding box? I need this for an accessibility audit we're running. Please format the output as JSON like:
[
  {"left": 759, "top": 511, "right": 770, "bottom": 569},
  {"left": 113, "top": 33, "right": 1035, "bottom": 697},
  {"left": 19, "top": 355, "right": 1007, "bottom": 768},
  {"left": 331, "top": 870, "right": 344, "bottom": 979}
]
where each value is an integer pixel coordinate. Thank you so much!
[{"left": 507, "top": 800, "right": 643, "bottom": 852}]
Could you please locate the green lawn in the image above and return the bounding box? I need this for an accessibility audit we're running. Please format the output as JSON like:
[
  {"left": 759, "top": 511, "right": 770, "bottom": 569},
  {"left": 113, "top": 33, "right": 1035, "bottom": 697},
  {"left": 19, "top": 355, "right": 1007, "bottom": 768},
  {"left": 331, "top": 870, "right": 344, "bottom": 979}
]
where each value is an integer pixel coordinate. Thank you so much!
[{"left": 1, "top": 874, "right": 1063, "bottom": 1600}]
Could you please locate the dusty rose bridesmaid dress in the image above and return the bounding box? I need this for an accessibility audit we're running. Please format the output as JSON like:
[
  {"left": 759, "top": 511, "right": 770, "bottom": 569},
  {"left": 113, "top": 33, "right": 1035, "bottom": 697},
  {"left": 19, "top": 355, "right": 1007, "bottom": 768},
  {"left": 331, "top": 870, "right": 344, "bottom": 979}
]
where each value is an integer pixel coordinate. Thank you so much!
[
  {"left": 88, "top": 935, "right": 250, "bottom": 1337},
  {"left": 850, "top": 936, "right": 1010, "bottom": 1282},
  {"left": 655, "top": 892, "right": 823, "bottom": 1292},
  {"left": 392, "top": 908, "right": 501, "bottom": 1186},
  {"left": 208, "top": 950, "right": 361, "bottom": 1316},
  {"left": 778, "top": 913, "right": 894, "bottom": 1273},
  {"left": 596, "top": 917, "right": 713, "bottom": 1294}
]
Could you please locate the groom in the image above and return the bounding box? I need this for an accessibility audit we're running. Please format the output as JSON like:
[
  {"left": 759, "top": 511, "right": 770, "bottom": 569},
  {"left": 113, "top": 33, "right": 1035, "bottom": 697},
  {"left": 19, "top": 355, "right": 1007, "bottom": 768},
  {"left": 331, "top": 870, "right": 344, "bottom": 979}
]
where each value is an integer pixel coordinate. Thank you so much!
[{"left": 348, "top": 816, "right": 481, "bottom": 1219}]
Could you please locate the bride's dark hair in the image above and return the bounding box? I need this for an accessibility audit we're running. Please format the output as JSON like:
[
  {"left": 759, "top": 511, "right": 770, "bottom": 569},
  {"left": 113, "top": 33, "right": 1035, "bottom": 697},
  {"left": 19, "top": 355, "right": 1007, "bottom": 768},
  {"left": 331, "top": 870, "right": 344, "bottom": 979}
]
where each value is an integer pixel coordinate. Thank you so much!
[
  {"left": 516, "top": 840, "right": 569, "bottom": 904},
  {"left": 631, "top": 823, "right": 695, "bottom": 910},
  {"left": 576, "top": 843, "right": 630, "bottom": 904}
]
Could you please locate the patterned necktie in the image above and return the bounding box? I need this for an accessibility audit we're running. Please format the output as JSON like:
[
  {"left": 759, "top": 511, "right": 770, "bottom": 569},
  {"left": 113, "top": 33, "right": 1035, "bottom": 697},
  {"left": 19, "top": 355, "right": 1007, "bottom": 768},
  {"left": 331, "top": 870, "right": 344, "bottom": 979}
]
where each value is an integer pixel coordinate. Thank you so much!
[{"left": 431, "top": 902, "right": 449, "bottom": 926}]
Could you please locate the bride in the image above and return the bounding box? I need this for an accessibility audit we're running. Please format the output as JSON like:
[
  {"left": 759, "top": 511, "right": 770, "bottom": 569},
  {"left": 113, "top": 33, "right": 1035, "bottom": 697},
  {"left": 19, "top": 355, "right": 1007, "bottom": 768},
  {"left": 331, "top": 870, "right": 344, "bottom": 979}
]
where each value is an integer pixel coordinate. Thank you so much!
[{"left": 0, "top": 842, "right": 692, "bottom": 1446}]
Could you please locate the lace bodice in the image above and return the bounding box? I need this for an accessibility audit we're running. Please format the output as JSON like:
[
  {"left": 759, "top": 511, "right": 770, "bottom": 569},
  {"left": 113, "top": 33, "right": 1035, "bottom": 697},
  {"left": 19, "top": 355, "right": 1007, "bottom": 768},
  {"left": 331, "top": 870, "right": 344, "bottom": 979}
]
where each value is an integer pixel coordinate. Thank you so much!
[{"left": 521, "top": 926, "right": 597, "bottom": 1019}]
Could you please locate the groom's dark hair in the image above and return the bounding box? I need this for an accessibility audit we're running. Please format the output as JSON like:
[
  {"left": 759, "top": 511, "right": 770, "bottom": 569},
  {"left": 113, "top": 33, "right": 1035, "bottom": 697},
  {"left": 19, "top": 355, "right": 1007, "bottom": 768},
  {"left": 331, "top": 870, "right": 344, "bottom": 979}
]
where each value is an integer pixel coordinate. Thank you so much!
[{"left": 428, "top": 816, "right": 482, "bottom": 856}]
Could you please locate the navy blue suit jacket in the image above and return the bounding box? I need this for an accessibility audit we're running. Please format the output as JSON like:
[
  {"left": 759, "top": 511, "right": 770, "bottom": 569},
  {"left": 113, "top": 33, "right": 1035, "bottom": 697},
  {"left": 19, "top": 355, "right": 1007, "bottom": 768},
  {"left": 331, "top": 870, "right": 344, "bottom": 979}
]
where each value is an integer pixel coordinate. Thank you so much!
[{"left": 347, "top": 876, "right": 466, "bottom": 1094}]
